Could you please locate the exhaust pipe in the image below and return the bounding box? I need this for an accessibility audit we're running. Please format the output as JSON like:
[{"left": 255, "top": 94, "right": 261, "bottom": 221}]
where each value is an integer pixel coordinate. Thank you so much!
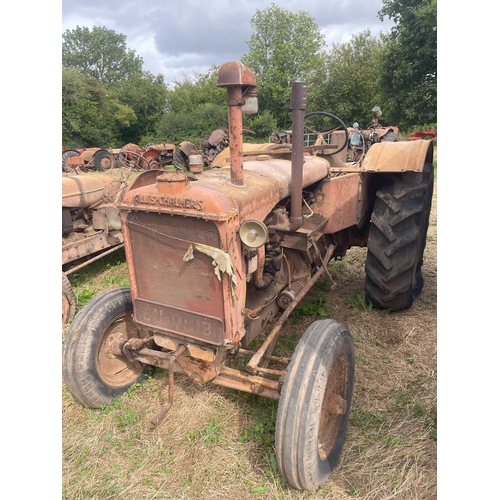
[
  {"left": 289, "top": 82, "right": 307, "bottom": 231},
  {"left": 217, "top": 62, "right": 258, "bottom": 187}
]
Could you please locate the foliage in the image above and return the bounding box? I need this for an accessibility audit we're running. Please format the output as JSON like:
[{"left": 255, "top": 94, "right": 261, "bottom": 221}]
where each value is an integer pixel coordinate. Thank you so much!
[
  {"left": 242, "top": 3, "right": 325, "bottom": 129},
  {"left": 308, "top": 30, "right": 384, "bottom": 127},
  {"left": 62, "top": 26, "right": 143, "bottom": 85},
  {"left": 111, "top": 71, "right": 169, "bottom": 145},
  {"left": 62, "top": 69, "right": 137, "bottom": 148},
  {"left": 154, "top": 68, "right": 228, "bottom": 143},
  {"left": 377, "top": 0, "right": 437, "bottom": 128}
]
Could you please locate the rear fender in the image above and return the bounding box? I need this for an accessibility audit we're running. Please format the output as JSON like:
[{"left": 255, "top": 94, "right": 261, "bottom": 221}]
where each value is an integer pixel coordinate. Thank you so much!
[{"left": 361, "top": 140, "right": 433, "bottom": 173}]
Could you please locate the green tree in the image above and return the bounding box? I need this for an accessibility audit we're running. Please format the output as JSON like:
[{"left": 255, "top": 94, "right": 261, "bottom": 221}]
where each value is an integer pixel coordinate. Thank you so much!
[
  {"left": 62, "top": 26, "right": 143, "bottom": 85},
  {"left": 377, "top": 0, "right": 437, "bottom": 129},
  {"left": 155, "top": 68, "right": 228, "bottom": 144},
  {"left": 242, "top": 3, "right": 325, "bottom": 128},
  {"left": 62, "top": 69, "right": 136, "bottom": 148},
  {"left": 308, "top": 30, "right": 384, "bottom": 128},
  {"left": 112, "top": 72, "right": 169, "bottom": 145}
]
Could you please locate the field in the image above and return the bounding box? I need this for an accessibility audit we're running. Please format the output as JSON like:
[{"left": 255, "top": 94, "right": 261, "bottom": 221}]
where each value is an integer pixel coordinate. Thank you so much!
[{"left": 62, "top": 173, "right": 437, "bottom": 500}]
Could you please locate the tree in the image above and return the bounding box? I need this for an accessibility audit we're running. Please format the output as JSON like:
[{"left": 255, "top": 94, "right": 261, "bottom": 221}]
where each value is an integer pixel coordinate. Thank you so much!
[
  {"left": 112, "top": 72, "right": 169, "bottom": 145},
  {"left": 377, "top": 0, "right": 437, "bottom": 129},
  {"left": 242, "top": 4, "right": 325, "bottom": 128},
  {"left": 308, "top": 30, "right": 384, "bottom": 128},
  {"left": 155, "top": 68, "right": 228, "bottom": 144},
  {"left": 62, "top": 69, "right": 137, "bottom": 148},
  {"left": 62, "top": 26, "right": 143, "bottom": 85}
]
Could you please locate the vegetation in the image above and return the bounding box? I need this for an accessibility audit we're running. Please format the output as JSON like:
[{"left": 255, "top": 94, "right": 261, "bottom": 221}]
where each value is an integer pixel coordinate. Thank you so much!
[{"left": 61, "top": 0, "right": 437, "bottom": 148}]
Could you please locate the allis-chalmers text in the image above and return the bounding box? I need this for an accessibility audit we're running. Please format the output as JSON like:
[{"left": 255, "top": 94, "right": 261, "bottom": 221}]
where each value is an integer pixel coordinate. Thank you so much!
[{"left": 133, "top": 193, "right": 204, "bottom": 211}]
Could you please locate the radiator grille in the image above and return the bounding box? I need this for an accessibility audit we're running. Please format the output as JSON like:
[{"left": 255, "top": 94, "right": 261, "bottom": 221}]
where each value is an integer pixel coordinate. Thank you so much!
[{"left": 127, "top": 212, "right": 225, "bottom": 344}]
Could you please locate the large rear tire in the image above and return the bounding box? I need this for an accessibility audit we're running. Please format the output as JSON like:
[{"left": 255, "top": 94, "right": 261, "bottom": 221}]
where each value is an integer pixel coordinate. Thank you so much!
[
  {"left": 364, "top": 162, "right": 434, "bottom": 311},
  {"left": 62, "top": 287, "right": 148, "bottom": 408},
  {"left": 275, "top": 319, "right": 354, "bottom": 491}
]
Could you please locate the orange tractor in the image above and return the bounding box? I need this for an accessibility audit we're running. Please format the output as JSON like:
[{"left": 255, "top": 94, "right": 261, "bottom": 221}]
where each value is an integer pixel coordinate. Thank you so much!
[{"left": 63, "top": 62, "right": 433, "bottom": 490}]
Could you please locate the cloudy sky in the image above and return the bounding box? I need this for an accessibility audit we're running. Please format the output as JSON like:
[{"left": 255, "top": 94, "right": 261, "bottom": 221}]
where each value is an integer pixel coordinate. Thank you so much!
[{"left": 62, "top": 0, "right": 394, "bottom": 83}]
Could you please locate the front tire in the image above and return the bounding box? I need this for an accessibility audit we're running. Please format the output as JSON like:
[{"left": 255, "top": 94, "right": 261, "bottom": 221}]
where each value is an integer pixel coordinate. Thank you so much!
[
  {"left": 62, "top": 287, "right": 148, "bottom": 408},
  {"left": 364, "top": 162, "right": 434, "bottom": 311},
  {"left": 275, "top": 319, "right": 354, "bottom": 491}
]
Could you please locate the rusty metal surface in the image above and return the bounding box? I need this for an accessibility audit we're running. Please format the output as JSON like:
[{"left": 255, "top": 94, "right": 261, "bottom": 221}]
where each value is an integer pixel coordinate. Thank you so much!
[
  {"left": 361, "top": 140, "right": 433, "bottom": 172},
  {"left": 62, "top": 230, "right": 123, "bottom": 265},
  {"left": 62, "top": 173, "right": 124, "bottom": 209},
  {"left": 310, "top": 173, "right": 360, "bottom": 234},
  {"left": 212, "top": 366, "right": 281, "bottom": 400},
  {"left": 217, "top": 61, "right": 257, "bottom": 87},
  {"left": 126, "top": 211, "right": 226, "bottom": 345},
  {"left": 207, "top": 129, "right": 226, "bottom": 146}
]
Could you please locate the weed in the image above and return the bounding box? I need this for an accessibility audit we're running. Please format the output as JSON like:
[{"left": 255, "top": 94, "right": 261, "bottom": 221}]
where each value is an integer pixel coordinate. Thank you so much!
[
  {"left": 187, "top": 417, "right": 224, "bottom": 447},
  {"left": 347, "top": 484, "right": 359, "bottom": 495},
  {"left": 76, "top": 286, "right": 96, "bottom": 308},
  {"left": 350, "top": 409, "right": 387, "bottom": 435},
  {"left": 290, "top": 294, "right": 329, "bottom": 324},
  {"left": 114, "top": 407, "right": 140, "bottom": 430},
  {"left": 345, "top": 291, "right": 372, "bottom": 313}
]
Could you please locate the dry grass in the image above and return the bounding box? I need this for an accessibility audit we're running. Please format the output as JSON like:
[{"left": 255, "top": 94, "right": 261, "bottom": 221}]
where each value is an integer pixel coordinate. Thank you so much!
[{"left": 63, "top": 174, "right": 437, "bottom": 500}]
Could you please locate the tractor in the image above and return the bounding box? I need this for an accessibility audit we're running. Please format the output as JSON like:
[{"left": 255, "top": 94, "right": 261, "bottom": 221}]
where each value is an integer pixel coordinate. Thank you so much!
[
  {"left": 346, "top": 106, "right": 400, "bottom": 162},
  {"left": 62, "top": 62, "right": 434, "bottom": 490},
  {"left": 62, "top": 168, "right": 133, "bottom": 324}
]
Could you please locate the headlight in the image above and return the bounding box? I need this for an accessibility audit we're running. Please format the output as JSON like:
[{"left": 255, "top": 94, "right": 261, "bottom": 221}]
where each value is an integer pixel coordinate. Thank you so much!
[{"left": 239, "top": 220, "right": 267, "bottom": 248}]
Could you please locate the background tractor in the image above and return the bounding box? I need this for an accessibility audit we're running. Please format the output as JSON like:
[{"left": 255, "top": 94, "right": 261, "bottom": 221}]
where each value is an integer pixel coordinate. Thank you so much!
[
  {"left": 62, "top": 62, "right": 433, "bottom": 491},
  {"left": 62, "top": 168, "right": 133, "bottom": 324}
]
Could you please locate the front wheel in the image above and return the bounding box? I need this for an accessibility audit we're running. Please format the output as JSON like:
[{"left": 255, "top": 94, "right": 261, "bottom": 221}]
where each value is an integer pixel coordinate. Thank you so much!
[
  {"left": 275, "top": 319, "right": 354, "bottom": 491},
  {"left": 364, "top": 162, "right": 434, "bottom": 311},
  {"left": 62, "top": 287, "right": 149, "bottom": 408}
]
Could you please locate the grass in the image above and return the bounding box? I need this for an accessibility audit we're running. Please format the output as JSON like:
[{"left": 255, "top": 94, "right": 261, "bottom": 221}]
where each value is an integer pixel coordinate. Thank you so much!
[{"left": 62, "top": 177, "right": 437, "bottom": 499}]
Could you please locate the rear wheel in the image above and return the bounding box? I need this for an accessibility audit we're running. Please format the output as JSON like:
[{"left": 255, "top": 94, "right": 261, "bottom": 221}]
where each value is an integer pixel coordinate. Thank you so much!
[
  {"left": 275, "top": 319, "right": 354, "bottom": 491},
  {"left": 364, "top": 162, "right": 434, "bottom": 311},
  {"left": 62, "top": 150, "right": 80, "bottom": 172},
  {"left": 62, "top": 287, "right": 148, "bottom": 408},
  {"left": 62, "top": 273, "right": 77, "bottom": 325},
  {"left": 94, "top": 150, "right": 116, "bottom": 171}
]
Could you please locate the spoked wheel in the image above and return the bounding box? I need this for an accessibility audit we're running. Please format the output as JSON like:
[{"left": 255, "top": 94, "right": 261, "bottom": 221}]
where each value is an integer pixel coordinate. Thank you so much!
[
  {"left": 62, "top": 288, "right": 149, "bottom": 408},
  {"left": 364, "top": 162, "right": 434, "bottom": 311},
  {"left": 62, "top": 273, "right": 77, "bottom": 325},
  {"left": 276, "top": 319, "right": 354, "bottom": 491}
]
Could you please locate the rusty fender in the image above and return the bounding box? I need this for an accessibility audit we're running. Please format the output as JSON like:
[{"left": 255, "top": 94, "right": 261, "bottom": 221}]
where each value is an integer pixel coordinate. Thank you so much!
[{"left": 361, "top": 139, "right": 433, "bottom": 173}]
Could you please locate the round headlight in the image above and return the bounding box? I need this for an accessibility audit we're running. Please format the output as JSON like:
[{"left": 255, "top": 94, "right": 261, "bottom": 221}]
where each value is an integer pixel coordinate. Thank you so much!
[{"left": 239, "top": 220, "right": 268, "bottom": 248}]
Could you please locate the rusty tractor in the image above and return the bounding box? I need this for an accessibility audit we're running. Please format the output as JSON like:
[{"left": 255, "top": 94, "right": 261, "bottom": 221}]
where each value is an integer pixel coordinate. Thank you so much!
[
  {"left": 174, "top": 128, "right": 256, "bottom": 171},
  {"left": 346, "top": 106, "right": 400, "bottom": 162},
  {"left": 62, "top": 62, "right": 434, "bottom": 490},
  {"left": 62, "top": 168, "right": 134, "bottom": 324},
  {"left": 62, "top": 147, "right": 121, "bottom": 173},
  {"left": 117, "top": 142, "right": 176, "bottom": 171}
]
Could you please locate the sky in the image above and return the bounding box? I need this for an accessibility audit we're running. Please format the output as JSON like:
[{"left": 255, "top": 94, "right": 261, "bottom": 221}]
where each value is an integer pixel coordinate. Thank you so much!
[{"left": 61, "top": 0, "right": 394, "bottom": 83}]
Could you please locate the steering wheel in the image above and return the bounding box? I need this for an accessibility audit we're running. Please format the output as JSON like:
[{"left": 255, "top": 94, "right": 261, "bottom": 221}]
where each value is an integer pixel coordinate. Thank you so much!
[
  {"left": 118, "top": 150, "right": 150, "bottom": 171},
  {"left": 304, "top": 111, "right": 349, "bottom": 156}
]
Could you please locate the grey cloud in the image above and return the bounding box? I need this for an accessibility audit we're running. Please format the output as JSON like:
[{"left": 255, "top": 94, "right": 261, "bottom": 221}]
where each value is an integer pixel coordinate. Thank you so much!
[{"left": 62, "top": 0, "right": 391, "bottom": 81}]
